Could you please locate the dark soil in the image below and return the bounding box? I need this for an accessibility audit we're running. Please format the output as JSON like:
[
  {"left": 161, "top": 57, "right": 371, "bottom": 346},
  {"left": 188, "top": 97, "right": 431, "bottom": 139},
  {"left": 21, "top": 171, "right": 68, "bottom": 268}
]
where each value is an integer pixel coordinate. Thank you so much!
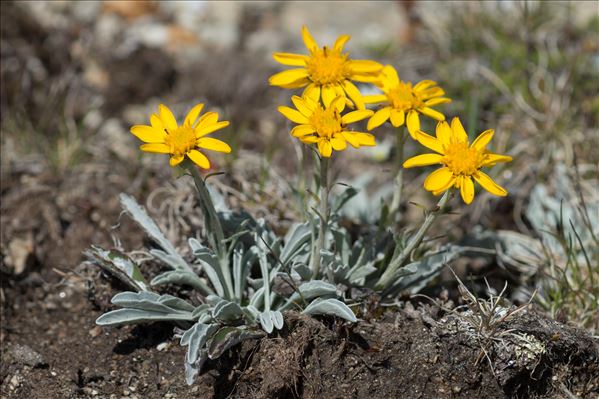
[{"left": 2, "top": 271, "right": 598, "bottom": 399}]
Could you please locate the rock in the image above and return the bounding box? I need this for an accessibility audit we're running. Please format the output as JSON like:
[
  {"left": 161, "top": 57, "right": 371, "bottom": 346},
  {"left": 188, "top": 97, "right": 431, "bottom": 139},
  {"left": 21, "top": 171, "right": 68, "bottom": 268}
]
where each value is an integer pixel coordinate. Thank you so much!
[{"left": 5, "top": 344, "right": 46, "bottom": 368}]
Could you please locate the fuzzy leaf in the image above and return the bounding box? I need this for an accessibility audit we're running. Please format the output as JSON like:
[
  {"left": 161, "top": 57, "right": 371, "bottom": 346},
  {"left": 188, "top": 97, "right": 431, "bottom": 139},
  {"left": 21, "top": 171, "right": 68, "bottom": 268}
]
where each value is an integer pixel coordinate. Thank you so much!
[
  {"left": 212, "top": 300, "right": 244, "bottom": 322},
  {"left": 84, "top": 246, "right": 149, "bottom": 292},
  {"left": 207, "top": 327, "right": 265, "bottom": 359},
  {"left": 96, "top": 308, "right": 194, "bottom": 325},
  {"left": 119, "top": 194, "right": 186, "bottom": 266},
  {"left": 302, "top": 298, "right": 357, "bottom": 322},
  {"left": 181, "top": 323, "right": 219, "bottom": 364}
]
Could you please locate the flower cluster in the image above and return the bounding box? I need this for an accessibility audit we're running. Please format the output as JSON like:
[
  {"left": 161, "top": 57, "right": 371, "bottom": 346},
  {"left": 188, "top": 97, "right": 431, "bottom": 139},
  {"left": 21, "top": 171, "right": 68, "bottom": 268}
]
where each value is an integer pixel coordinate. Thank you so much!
[{"left": 269, "top": 25, "right": 511, "bottom": 204}]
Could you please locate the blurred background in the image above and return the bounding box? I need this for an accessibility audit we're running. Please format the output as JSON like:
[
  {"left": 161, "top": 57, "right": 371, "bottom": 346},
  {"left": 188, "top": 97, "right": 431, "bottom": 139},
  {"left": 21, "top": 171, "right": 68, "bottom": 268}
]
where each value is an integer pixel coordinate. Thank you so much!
[{"left": 1, "top": 0, "right": 598, "bottom": 340}]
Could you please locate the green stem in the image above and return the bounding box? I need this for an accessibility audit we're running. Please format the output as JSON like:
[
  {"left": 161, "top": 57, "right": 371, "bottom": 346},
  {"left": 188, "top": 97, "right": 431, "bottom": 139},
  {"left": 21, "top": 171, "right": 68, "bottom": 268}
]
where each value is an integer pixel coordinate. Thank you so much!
[
  {"left": 312, "top": 156, "right": 329, "bottom": 279},
  {"left": 183, "top": 159, "right": 234, "bottom": 299},
  {"left": 389, "top": 127, "right": 406, "bottom": 220},
  {"left": 375, "top": 190, "right": 452, "bottom": 291}
]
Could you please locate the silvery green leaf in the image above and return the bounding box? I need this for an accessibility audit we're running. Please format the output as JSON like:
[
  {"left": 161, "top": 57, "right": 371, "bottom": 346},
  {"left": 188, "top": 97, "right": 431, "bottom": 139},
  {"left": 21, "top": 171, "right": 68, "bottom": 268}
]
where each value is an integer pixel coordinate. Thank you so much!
[
  {"left": 190, "top": 241, "right": 225, "bottom": 297},
  {"left": 159, "top": 295, "right": 196, "bottom": 312},
  {"left": 149, "top": 249, "right": 187, "bottom": 270},
  {"left": 96, "top": 308, "right": 194, "bottom": 325},
  {"left": 150, "top": 270, "right": 212, "bottom": 295},
  {"left": 302, "top": 298, "right": 357, "bottom": 323},
  {"left": 280, "top": 223, "right": 312, "bottom": 265},
  {"left": 185, "top": 349, "right": 208, "bottom": 385},
  {"left": 259, "top": 311, "right": 274, "bottom": 333},
  {"left": 388, "top": 245, "right": 464, "bottom": 295},
  {"left": 292, "top": 263, "right": 312, "bottom": 280},
  {"left": 119, "top": 194, "right": 186, "bottom": 265},
  {"left": 298, "top": 280, "right": 337, "bottom": 299},
  {"left": 258, "top": 310, "right": 284, "bottom": 333},
  {"left": 332, "top": 186, "right": 358, "bottom": 214},
  {"left": 191, "top": 304, "right": 211, "bottom": 320},
  {"left": 243, "top": 305, "right": 260, "bottom": 321},
  {"left": 84, "top": 246, "right": 149, "bottom": 292},
  {"left": 181, "top": 323, "right": 219, "bottom": 364},
  {"left": 111, "top": 291, "right": 194, "bottom": 313},
  {"left": 249, "top": 287, "right": 264, "bottom": 309},
  {"left": 212, "top": 300, "right": 244, "bottom": 322},
  {"left": 207, "top": 327, "right": 265, "bottom": 359}
]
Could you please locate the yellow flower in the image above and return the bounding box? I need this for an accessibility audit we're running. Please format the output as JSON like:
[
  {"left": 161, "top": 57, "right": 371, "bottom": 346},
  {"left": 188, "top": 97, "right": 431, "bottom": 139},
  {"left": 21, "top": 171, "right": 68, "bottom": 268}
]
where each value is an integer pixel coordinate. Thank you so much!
[
  {"left": 130, "top": 103, "right": 231, "bottom": 169},
  {"left": 365, "top": 65, "right": 451, "bottom": 137},
  {"left": 403, "top": 117, "right": 512, "bottom": 204},
  {"left": 269, "top": 25, "right": 382, "bottom": 110},
  {"left": 278, "top": 95, "right": 375, "bottom": 158}
]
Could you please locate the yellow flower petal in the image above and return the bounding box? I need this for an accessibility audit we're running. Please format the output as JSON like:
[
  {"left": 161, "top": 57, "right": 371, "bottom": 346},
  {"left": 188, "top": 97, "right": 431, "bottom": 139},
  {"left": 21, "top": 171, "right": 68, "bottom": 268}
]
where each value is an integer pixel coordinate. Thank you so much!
[
  {"left": 390, "top": 109, "right": 405, "bottom": 127},
  {"left": 331, "top": 93, "right": 346, "bottom": 113},
  {"left": 291, "top": 125, "right": 316, "bottom": 137},
  {"left": 381, "top": 65, "right": 400, "bottom": 85},
  {"left": 333, "top": 34, "right": 350, "bottom": 52},
  {"left": 341, "top": 109, "right": 373, "bottom": 125},
  {"left": 194, "top": 112, "right": 216, "bottom": 127},
  {"left": 184, "top": 103, "right": 204, "bottom": 127},
  {"left": 435, "top": 121, "right": 451, "bottom": 148},
  {"left": 131, "top": 125, "right": 166, "bottom": 143},
  {"left": 321, "top": 85, "right": 336, "bottom": 108},
  {"left": 419, "top": 87, "right": 445, "bottom": 100},
  {"left": 278, "top": 106, "right": 309, "bottom": 124},
  {"left": 301, "top": 136, "right": 319, "bottom": 144},
  {"left": 272, "top": 52, "right": 309, "bottom": 66},
  {"left": 420, "top": 107, "right": 445, "bottom": 121},
  {"left": 459, "top": 176, "right": 475, "bottom": 204},
  {"left": 349, "top": 60, "right": 383, "bottom": 74},
  {"left": 450, "top": 117, "right": 469, "bottom": 143},
  {"left": 414, "top": 130, "right": 445, "bottom": 154},
  {"left": 341, "top": 132, "right": 360, "bottom": 148},
  {"left": 269, "top": 69, "right": 309, "bottom": 87},
  {"left": 291, "top": 95, "right": 314, "bottom": 117},
  {"left": 342, "top": 80, "right": 364, "bottom": 109},
  {"left": 159, "top": 104, "right": 178, "bottom": 131},
  {"left": 187, "top": 149, "right": 211, "bottom": 169},
  {"left": 473, "top": 171, "right": 507, "bottom": 196},
  {"left": 140, "top": 143, "right": 171, "bottom": 154},
  {"left": 424, "top": 167, "right": 455, "bottom": 192},
  {"left": 481, "top": 153, "right": 513, "bottom": 167},
  {"left": 471, "top": 129, "right": 494, "bottom": 151},
  {"left": 302, "top": 25, "right": 318, "bottom": 52},
  {"left": 363, "top": 94, "right": 387, "bottom": 104},
  {"left": 367, "top": 107, "right": 391, "bottom": 131},
  {"left": 352, "top": 132, "right": 376, "bottom": 146},
  {"left": 195, "top": 121, "right": 230, "bottom": 137},
  {"left": 330, "top": 135, "right": 347, "bottom": 151},
  {"left": 403, "top": 153, "right": 443, "bottom": 168},
  {"left": 413, "top": 80, "right": 437, "bottom": 91},
  {"left": 406, "top": 110, "right": 421, "bottom": 137},
  {"left": 318, "top": 139, "right": 333, "bottom": 157},
  {"left": 303, "top": 83, "right": 320, "bottom": 103},
  {"left": 425, "top": 97, "right": 451, "bottom": 106},
  {"left": 169, "top": 154, "right": 184, "bottom": 167},
  {"left": 150, "top": 114, "right": 164, "bottom": 131},
  {"left": 197, "top": 137, "right": 232, "bottom": 153}
]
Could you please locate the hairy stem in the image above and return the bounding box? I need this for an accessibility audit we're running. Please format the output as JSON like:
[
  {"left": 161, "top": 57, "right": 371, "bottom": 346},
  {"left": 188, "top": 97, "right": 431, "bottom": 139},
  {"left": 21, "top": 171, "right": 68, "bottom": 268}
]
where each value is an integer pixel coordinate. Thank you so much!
[
  {"left": 312, "top": 156, "right": 329, "bottom": 279},
  {"left": 375, "top": 190, "right": 452, "bottom": 291},
  {"left": 183, "top": 159, "right": 234, "bottom": 299},
  {"left": 389, "top": 127, "right": 406, "bottom": 220}
]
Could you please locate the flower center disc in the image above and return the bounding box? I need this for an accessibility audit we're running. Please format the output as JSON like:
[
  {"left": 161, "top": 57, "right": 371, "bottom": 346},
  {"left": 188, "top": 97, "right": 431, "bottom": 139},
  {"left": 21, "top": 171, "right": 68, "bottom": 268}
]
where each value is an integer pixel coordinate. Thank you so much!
[
  {"left": 306, "top": 47, "right": 349, "bottom": 85},
  {"left": 442, "top": 142, "right": 485, "bottom": 176},
  {"left": 387, "top": 82, "right": 422, "bottom": 111},
  {"left": 164, "top": 125, "right": 196, "bottom": 156},
  {"left": 310, "top": 106, "right": 342, "bottom": 139}
]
